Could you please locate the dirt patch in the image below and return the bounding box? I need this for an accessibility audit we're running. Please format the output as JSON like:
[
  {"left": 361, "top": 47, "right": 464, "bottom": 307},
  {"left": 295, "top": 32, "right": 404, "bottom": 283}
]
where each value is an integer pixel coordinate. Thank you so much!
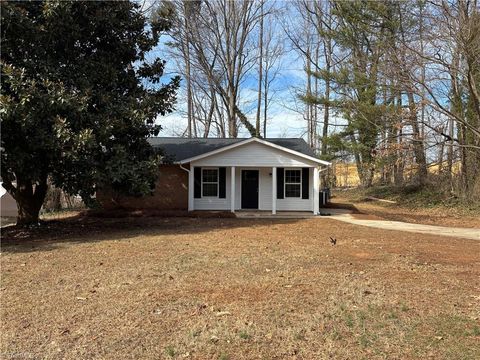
[{"left": 1, "top": 216, "right": 479, "bottom": 359}]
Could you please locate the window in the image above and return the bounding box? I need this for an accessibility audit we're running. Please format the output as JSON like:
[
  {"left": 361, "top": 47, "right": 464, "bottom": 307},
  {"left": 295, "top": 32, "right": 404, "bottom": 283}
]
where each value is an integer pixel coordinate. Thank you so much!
[
  {"left": 202, "top": 168, "right": 218, "bottom": 197},
  {"left": 285, "top": 169, "right": 301, "bottom": 197}
]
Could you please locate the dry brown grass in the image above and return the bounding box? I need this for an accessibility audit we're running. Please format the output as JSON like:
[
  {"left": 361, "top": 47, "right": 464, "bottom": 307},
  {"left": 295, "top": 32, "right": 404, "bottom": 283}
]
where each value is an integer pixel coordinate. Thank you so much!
[{"left": 1, "top": 216, "right": 480, "bottom": 359}]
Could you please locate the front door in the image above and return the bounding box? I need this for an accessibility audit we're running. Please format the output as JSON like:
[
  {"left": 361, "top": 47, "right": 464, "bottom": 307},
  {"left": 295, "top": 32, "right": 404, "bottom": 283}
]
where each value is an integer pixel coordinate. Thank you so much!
[{"left": 241, "top": 170, "right": 259, "bottom": 209}]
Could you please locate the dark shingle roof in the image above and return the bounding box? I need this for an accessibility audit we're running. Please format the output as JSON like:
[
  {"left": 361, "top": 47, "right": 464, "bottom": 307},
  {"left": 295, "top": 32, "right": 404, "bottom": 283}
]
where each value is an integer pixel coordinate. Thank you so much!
[{"left": 147, "top": 137, "right": 317, "bottom": 162}]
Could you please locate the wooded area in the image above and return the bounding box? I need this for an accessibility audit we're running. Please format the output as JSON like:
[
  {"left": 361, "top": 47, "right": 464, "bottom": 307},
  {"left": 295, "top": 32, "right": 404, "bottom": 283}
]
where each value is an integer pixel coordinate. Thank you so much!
[
  {"left": 1, "top": 0, "right": 479, "bottom": 225},
  {"left": 157, "top": 0, "right": 480, "bottom": 200}
]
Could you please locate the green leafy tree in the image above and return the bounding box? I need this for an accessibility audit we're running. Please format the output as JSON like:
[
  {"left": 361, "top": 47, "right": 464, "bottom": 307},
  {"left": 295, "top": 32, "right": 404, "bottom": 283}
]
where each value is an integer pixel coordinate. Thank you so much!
[{"left": 1, "top": 1, "right": 180, "bottom": 225}]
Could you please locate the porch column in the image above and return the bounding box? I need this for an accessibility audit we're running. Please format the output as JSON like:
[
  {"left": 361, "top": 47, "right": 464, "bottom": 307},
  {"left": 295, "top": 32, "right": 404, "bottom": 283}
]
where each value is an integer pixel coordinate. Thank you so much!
[
  {"left": 313, "top": 166, "right": 320, "bottom": 215},
  {"left": 188, "top": 165, "right": 194, "bottom": 211},
  {"left": 272, "top": 167, "right": 277, "bottom": 215},
  {"left": 230, "top": 166, "right": 235, "bottom": 213}
]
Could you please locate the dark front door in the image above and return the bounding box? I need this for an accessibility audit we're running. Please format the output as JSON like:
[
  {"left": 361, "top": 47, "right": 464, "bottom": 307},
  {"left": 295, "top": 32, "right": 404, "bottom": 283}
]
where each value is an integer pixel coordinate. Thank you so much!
[{"left": 241, "top": 170, "right": 259, "bottom": 209}]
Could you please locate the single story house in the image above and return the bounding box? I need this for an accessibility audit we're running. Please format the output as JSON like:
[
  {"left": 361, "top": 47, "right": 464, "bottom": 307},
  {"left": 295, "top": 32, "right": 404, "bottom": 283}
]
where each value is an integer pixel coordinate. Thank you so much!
[{"left": 98, "top": 137, "right": 331, "bottom": 215}]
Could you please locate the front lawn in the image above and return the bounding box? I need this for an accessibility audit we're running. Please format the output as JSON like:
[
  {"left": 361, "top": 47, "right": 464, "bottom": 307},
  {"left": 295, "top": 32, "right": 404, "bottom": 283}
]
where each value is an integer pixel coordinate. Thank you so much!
[{"left": 1, "top": 217, "right": 479, "bottom": 359}]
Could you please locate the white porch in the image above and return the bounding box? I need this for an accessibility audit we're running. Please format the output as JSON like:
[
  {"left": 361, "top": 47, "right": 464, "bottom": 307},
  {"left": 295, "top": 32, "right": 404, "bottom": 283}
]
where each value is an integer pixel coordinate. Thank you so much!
[{"left": 188, "top": 166, "right": 320, "bottom": 215}]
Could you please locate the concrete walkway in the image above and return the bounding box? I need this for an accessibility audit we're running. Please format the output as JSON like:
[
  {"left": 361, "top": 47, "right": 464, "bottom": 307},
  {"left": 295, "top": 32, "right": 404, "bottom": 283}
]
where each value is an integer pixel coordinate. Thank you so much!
[{"left": 325, "top": 210, "right": 480, "bottom": 240}]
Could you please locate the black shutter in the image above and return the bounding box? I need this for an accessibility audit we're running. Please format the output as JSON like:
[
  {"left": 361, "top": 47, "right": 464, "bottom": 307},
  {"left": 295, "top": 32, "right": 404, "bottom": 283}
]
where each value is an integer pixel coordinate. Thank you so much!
[
  {"left": 194, "top": 167, "right": 201, "bottom": 198},
  {"left": 277, "top": 168, "right": 284, "bottom": 199},
  {"left": 219, "top": 167, "right": 226, "bottom": 198},
  {"left": 302, "top": 168, "right": 309, "bottom": 199}
]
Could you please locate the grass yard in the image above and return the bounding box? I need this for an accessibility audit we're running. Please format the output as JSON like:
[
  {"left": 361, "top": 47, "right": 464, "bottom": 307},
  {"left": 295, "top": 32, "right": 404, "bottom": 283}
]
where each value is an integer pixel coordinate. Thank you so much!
[{"left": 1, "top": 216, "right": 480, "bottom": 359}]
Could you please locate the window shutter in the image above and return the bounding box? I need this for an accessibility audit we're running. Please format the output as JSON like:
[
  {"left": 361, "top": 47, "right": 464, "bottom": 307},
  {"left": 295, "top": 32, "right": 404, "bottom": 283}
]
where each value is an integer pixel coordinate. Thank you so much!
[
  {"left": 302, "top": 168, "right": 309, "bottom": 199},
  {"left": 277, "top": 168, "right": 284, "bottom": 199},
  {"left": 219, "top": 167, "right": 226, "bottom": 198},
  {"left": 194, "top": 167, "right": 201, "bottom": 198}
]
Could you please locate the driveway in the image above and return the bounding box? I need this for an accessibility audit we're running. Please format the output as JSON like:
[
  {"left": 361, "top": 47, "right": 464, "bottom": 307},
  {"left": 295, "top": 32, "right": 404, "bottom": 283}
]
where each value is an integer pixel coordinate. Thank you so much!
[{"left": 326, "top": 209, "right": 480, "bottom": 240}]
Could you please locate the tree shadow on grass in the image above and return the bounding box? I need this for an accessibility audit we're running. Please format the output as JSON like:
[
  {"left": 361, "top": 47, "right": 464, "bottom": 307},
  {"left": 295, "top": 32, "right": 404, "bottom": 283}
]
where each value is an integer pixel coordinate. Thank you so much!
[{"left": 1, "top": 212, "right": 305, "bottom": 254}]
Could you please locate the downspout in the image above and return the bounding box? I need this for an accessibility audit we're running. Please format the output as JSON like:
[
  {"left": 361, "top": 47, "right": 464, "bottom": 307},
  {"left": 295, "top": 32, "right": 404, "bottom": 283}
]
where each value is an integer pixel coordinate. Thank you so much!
[
  {"left": 179, "top": 162, "right": 193, "bottom": 212},
  {"left": 179, "top": 163, "right": 189, "bottom": 173}
]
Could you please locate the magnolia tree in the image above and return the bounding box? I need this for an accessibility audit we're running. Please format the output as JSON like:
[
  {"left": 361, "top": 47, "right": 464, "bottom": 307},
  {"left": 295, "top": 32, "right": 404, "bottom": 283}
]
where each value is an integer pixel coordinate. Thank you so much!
[{"left": 0, "top": 1, "right": 179, "bottom": 225}]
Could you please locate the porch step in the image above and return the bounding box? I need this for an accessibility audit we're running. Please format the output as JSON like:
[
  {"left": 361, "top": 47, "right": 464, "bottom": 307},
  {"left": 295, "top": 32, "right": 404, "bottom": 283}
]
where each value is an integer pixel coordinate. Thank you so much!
[{"left": 236, "top": 211, "right": 315, "bottom": 219}]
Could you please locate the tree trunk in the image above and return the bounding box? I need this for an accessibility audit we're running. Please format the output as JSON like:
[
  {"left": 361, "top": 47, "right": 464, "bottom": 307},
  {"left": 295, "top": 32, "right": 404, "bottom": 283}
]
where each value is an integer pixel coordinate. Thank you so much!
[
  {"left": 406, "top": 91, "right": 428, "bottom": 184},
  {"left": 322, "top": 57, "right": 330, "bottom": 157},
  {"left": 321, "top": 1, "right": 332, "bottom": 157},
  {"left": 438, "top": 135, "right": 445, "bottom": 174},
  {"left": 306, "top": 45, "right": 313, "bottom": 147},
  {"left": 17, "top": 199, "right": 42, "bottom": 225},
  {"left": 182, "top": 1, "right": 193, "bottom": 138},
  {"left": 459, "top": 123, "right": 469, "bottom": 193},
  {"left": 446, "top": 117, "right": 454, "bottom": 184},
  {"left": 263, "top": 69, "right": 268, "bottom": 138},
  {"left": 11, "top": 174, "right": 48, "bottom": 226},
  {"left": 228, "top": 89, "right": 237, "bottom": 137},
  {"left": 255, "top": 0, "right": 264, "bottom": 138}
]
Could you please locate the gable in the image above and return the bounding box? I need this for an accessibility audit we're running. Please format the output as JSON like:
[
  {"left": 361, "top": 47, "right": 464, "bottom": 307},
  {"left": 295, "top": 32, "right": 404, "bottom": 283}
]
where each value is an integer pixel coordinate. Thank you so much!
[{"left": 190, "top": 141, "right": 320, "bottom": 167}]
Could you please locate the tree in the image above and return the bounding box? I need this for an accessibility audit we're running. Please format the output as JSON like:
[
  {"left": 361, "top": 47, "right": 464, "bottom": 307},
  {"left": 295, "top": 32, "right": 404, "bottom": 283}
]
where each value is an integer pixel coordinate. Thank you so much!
[
  {"left": 1, "top": 1, "right": 179, "bottom": 225},
  {"left": 399, "top": 0, "right": 480, "bottom": 196},
  {"left": 255, "top": 0, "right": 265, "bottom": 137},
  {"left": 261, "top": 10, "right": 284, "bottom": 138},
  {"left": 158, "top": 0, "right": 266, "bottom": 138},
  {"left": 318, "top": 1, "right": 392, "bottom": 187},
  {"left": 286, "top": 0, "right": 339, "bottom": 156}
]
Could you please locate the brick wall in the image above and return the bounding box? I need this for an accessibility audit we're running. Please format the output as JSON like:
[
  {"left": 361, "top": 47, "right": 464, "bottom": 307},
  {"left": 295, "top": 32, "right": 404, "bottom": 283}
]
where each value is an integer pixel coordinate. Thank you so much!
[{"left": 97, "top": 164, "right": 188, "bottom": 210}]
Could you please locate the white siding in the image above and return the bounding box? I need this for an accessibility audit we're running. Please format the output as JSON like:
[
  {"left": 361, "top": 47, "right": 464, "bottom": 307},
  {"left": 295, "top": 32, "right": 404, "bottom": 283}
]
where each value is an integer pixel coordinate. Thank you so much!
[
  {"left": 277, "top": 167, "right": 313, "bottom": 211},
  {"left": 192, "top": 141, "right": 318, "bottom": 167},
  {"left": 193, "top": 166, "right": 314, "bottom": 212},
  {"left": 194, "top": 167, "right": 231, "bottom": 210}
]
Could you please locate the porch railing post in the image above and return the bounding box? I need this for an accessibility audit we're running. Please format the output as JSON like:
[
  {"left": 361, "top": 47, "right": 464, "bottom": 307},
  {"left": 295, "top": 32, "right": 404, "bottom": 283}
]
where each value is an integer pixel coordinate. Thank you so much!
[
  {"left": 230, "top": 166, "right": 235, "bottom": 213},
  {"left": 272, "top": 167, "right": 277, "bottom": 215},
  {"left": 313, "top": 167, "right": 320, "bottom": 215}
]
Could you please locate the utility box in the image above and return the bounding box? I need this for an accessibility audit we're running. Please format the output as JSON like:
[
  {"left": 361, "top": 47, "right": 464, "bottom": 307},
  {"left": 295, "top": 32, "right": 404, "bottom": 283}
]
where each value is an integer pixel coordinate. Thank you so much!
[{"left": 319, "top": 188, "right": 331, "bottom": 207}]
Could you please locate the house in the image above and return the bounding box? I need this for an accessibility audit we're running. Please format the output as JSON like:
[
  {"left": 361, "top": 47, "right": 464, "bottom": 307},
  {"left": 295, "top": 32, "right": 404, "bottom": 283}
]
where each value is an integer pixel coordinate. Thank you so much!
[
  {"left": 0, "top": 182, "right": 18, "bottom": 218},
  {"left": 97, "top": 137, "right": 331, "bottom": 215}
]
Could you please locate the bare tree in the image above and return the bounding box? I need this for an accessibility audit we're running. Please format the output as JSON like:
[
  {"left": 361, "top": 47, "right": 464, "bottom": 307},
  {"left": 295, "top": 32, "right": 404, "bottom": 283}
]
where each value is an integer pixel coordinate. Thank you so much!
[
  {"left": 185, "top": 0, "right": 266, "bottom": 137},
  {"left": 255, "top": 0, "right": 264, "bottom": 137}
]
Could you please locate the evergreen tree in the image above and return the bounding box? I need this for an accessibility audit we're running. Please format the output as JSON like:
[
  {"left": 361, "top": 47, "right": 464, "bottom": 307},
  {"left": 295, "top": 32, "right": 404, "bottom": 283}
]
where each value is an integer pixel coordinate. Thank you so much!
[{"left": 1, "top": 1, "right": 180, "bottom": 224}]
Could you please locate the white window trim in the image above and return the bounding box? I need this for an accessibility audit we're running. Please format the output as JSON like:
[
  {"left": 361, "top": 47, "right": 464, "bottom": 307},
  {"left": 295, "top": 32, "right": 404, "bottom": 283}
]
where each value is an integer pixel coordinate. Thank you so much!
[
  {"left": 201, "top": 167, "right": 219, "bottom": 198},
  {"left": 284, "top": 168, "right": 302, "bottom": 198}
]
